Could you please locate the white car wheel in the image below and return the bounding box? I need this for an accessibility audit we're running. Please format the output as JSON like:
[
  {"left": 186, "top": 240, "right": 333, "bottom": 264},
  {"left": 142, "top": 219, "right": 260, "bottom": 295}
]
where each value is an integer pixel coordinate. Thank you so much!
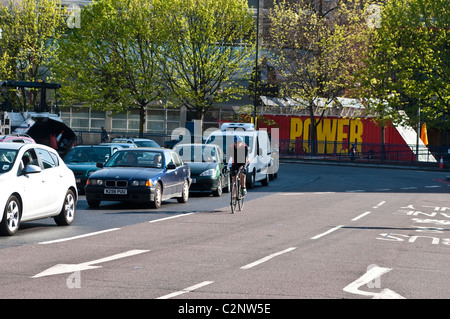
[
  {"left": 54, "top": 190, "right": 76, "bottom": 226},
  {"left": 1, "top": 196, "right": 20, "bottom": 236}
]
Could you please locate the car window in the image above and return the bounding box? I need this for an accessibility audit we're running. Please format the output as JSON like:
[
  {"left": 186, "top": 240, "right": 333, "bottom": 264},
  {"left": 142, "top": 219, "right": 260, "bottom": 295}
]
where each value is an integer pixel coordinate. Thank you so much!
[
  {"left": 171, "top": 152, "right": 183, "bottom": 167},
  {"left": 19, "top": 149, "right": 39, "bottom": 173},
  {"left": 105, "top": 150, "right": 164, "bottom": 168},
  {"left": 36, "top": 148, "right": 57, "bottom": 169},
  {"left": 134, "top": 140, "right": 160, "bottom": 147},
  {"left": 49, "top": 151, "right": 59, "bottom": 166},
  {"left": 0, "top": 149, "right": 18, "bottom": 173}
]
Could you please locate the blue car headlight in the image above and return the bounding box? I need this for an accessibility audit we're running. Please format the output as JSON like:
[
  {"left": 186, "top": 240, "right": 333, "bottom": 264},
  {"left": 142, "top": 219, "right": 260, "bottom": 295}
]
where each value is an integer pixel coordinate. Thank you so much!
[{"left": 131, "top": 180, "right": 152, "bottom": 187}]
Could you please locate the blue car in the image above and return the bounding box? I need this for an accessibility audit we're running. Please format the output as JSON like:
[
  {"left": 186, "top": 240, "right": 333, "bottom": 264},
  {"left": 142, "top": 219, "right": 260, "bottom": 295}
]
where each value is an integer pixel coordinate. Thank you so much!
[
  {"left": 64, "top": 145, "right": 122, "bottom": 193},
  {"left": 85, "top": 148, "right": 191, "bottom": 208}
]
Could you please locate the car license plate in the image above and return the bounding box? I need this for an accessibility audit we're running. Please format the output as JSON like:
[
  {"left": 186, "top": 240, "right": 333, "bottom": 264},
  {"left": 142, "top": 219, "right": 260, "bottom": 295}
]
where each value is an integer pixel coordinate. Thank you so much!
[{"left": 104, "top": 188, "right": 127, "bottom": 195}]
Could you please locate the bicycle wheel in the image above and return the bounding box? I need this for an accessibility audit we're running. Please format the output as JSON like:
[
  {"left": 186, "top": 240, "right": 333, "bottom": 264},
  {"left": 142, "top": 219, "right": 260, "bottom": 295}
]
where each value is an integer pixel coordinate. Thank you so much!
[
  {"left": 237, "top": 181, "right": 244, "bottom": 211},
  {"left": 230, "top": 179, "right": 237, "bottom": 214}
]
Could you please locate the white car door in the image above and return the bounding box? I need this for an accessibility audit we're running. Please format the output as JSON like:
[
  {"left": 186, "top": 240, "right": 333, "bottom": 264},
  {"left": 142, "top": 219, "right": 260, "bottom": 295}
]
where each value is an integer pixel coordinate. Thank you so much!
[
  {"left": 17, "top": 149, "right": 50, "bottom": 220},
  {"left": 35, "top": 148, "right": 64, "bottom": 215}
]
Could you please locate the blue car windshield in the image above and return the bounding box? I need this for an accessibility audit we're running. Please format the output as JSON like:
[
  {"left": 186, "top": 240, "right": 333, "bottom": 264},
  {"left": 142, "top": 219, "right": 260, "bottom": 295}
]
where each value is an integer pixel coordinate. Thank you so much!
[
  {"left": 0, "top": 149, "right": 18, "bottom": 174},
  {"left": 106, "top": 150, "right": 164, "bottom": 168}
]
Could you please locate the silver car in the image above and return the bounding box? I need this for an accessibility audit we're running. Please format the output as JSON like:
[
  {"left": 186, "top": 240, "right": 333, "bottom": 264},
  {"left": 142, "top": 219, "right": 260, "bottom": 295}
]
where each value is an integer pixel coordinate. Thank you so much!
[{"left": 0, "top": 143, "right": 78, "bottom": 235}]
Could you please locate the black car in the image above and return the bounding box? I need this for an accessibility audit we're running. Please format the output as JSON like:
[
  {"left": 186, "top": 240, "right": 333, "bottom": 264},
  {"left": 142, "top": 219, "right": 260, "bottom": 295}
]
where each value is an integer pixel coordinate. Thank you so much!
[
  {"left": 173, "top": 143, "right": 230, "bottom": 197},
  {"left": 85, "top": 148, "right": 190, "bottom": 208}
]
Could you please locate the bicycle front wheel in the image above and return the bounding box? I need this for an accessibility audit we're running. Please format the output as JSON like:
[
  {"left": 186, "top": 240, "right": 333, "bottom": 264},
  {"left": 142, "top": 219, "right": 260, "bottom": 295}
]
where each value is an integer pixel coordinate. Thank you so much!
[{"left": 237, "top": 182, "right": 244, "bottom": 211}]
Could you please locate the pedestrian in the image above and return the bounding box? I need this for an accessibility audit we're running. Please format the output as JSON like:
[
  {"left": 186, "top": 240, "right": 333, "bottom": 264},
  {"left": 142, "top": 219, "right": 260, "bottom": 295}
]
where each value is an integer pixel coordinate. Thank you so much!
[
  {"left": 349, "top": 144, "right": 356, "bottom": 161},
  {"left": 101, "top": 127, "right": 108, "bottom": 143}
]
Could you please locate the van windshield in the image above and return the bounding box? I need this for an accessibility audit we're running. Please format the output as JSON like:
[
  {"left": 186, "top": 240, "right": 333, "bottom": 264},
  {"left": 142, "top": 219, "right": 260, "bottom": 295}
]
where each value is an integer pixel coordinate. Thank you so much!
[{"left": 206, "top": 134, "right": 253, "bottom": 157}]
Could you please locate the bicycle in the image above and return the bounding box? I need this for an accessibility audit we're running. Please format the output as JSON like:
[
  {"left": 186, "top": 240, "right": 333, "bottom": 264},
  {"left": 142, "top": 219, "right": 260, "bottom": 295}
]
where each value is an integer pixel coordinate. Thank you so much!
[{"left": 230, "top": 166, "right": 245, "bottom": 214}]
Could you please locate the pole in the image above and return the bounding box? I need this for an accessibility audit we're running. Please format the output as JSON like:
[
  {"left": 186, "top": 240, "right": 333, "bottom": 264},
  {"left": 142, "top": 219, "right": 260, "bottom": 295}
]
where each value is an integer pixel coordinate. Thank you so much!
[{"left": 253, "top": 0, "right": 260, "bottom": 129}]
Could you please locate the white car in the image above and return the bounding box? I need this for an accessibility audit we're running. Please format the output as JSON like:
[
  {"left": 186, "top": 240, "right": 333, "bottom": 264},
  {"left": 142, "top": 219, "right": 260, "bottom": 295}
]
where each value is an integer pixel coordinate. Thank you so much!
[{"left": 0, "top": 143, "right": 77, "bottom": 236}]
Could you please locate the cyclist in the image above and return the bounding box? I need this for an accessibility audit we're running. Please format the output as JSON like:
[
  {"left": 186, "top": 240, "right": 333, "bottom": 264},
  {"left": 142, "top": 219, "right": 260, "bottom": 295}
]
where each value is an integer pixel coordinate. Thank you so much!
[{"left": 227, "top": 136, "right": 249, "bottom": 196}]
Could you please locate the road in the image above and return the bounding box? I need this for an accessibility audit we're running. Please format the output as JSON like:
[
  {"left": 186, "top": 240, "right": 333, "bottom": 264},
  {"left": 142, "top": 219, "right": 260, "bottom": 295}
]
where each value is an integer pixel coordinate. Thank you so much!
[{"left": 0, "top": 162, "right": 449, "bottom": 304}]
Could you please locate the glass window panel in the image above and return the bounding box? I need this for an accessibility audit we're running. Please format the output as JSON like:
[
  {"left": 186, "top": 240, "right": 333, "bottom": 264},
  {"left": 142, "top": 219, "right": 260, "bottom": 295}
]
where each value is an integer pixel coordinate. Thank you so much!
[
  {"left": 91, "top": 119, "right": 106, "bottom": 129},
  {"left": 71, "top": 118, "right": 89, "bottom": 129},
  {"left": 148, "top": 110, "right": 164, "bottom": 121},
  {"left": 91, "top": 110, "right": 106, "bottom": 119}
]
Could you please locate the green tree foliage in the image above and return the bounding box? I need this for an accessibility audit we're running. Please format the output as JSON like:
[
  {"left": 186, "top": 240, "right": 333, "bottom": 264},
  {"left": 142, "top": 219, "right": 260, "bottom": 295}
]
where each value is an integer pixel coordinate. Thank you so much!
[
  {"left": 156, "top": 0, "right": 255, "bottom": 125},
  {"left": 360, "top": 0, "right": 449, "bottom": 130},
  {"left": 0, "top": 0, "right": 66, "bottom": 110},
  {"left": 52, "top": 0, "right": 164, "bottom": 136},
  {"left": 267, "top": 0, "right": 370, "bottom": 153}
]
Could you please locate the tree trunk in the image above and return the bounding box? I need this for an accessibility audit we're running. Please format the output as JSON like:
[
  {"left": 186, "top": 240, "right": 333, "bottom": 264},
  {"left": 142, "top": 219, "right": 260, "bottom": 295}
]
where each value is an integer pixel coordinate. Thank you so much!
[{"left": 139, "top": 104, "right": 146, "bottom": 137}]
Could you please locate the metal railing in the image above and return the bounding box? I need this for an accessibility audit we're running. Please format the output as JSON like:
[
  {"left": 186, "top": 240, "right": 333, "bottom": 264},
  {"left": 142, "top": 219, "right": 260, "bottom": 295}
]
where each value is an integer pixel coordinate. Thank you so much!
[{"left": 278, "top": 139, "right": 447, "bottom": 167}]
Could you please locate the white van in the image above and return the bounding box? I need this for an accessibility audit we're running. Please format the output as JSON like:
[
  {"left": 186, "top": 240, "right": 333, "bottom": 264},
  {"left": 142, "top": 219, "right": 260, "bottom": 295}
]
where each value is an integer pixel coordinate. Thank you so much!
[{"left": 205, "top": 123, "right": 275, "bottom": 188}]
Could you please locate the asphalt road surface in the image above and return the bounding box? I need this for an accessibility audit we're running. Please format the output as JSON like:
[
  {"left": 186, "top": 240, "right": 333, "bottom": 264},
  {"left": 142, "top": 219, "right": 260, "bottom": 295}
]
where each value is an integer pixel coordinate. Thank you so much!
[{"left": 0, "top": 162, "right": 449, "bottom": 304}]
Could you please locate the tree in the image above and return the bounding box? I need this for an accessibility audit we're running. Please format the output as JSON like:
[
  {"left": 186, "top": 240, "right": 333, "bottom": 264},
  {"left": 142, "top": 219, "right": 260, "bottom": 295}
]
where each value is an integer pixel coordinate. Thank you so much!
[
  {"left": 0, "top": 0, "right": 66, "bottom": 110},
  {"left": 52, "top": 0, "right": 164, "bottom": 136},
  {"left": 266, "top": 0, "right": 371, "bottom": 154},
  {"left": 156, "top": 0, "right": 255, "bottom": 129},
  {"left": 359, "top": 0, "right": 449, "bottom": 131}
]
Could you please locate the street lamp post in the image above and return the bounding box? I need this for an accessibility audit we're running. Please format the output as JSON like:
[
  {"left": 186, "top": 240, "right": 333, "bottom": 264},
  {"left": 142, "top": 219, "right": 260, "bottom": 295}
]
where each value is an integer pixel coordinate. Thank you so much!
[{"left": 252, "top": 0, "right": 260, "bottom": 129}]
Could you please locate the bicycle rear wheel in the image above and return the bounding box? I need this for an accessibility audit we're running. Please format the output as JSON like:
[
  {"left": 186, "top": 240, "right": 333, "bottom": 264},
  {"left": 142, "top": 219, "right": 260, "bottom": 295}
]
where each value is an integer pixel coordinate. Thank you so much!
[{"left": 230, "top": 180, "right": 237, "bottom": 214}]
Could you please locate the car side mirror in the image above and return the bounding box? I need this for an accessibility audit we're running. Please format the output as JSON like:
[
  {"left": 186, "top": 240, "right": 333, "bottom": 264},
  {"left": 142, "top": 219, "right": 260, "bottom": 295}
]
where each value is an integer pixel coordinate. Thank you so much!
[
  {"left": 166, "top": 163, "right": 176, "bottom": 170},
  {"left": 23, "top": 164, "right": 41, "bottom": 175},
  {"left": 96, "top": 162, "right": 104, "bottom": 168}
]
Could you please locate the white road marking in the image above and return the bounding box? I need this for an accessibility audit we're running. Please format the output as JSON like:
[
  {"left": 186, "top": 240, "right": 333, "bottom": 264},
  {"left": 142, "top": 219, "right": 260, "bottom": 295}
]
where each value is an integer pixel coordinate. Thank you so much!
[
  {"left": 401, "top": 187, "right": 418, "bottom": 190},
  {"left": 352, "top": 211, "right": 372, "bottom": 221},
  {"left": 32, "top": 249, "right": 149, "bottom": 278},
  {"left": 343, "top": 266, "right": 405, "bottom": 299},
  {"left": 38, "top": 228, "right": 120, "bottom": 245},
  {"left": 156, "top": 281, "right": 214, "bottom": 299},
  {"left": 149, "top": 213, "right": 196, "bottom": 223},
  {"left": 311, "top": 225, "right": 344, "bottom": 240},
  {"left": 424, "top": 185, "right": 441, "bottom": 188},
  {"left": 240, "top": 247, "right": 297, "bottom": 270},
  {"left": 373, "top": 201, "right": 386, "bottom": 209}
]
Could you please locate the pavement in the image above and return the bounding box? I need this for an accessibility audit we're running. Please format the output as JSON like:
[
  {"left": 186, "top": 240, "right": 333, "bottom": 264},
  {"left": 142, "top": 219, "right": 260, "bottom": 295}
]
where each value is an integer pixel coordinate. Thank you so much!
[{"left": 279, "top": 156, "right": 450, "bottom": 176}]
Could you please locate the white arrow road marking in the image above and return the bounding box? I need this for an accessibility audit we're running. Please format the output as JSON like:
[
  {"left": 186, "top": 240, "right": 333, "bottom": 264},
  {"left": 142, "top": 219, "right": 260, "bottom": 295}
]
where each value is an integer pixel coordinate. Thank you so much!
[
  {"left": 32, "top": 249, "right": 149, "bottom": 278},
  {"left": 343, "top": 266, "right": 405, "bottom": 299}
]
